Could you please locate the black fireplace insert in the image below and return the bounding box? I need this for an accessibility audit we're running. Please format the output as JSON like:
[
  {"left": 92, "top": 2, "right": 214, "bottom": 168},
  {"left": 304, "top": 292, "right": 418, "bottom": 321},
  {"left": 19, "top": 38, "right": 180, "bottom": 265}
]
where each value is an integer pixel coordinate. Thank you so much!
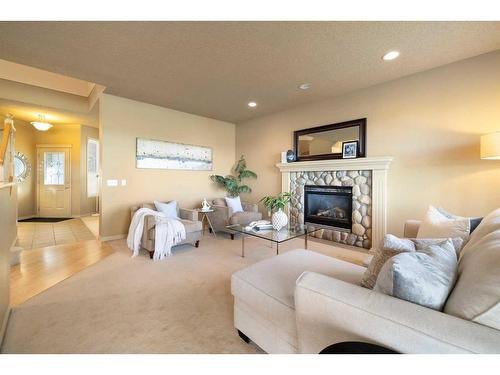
[{"left": 304, "top": 185, "right": 352, "bottom": 229}]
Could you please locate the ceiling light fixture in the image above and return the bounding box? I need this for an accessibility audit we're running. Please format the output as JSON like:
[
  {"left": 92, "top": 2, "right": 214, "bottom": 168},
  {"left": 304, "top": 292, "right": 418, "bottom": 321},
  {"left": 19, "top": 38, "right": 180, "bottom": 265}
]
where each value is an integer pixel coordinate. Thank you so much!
[
  {"left": 31, "top": 115, "right": 53, "bottom": 131},
  {"left": 382, "top": 51, "right": 400, "bottom": 61},
  {"left": 247, "top": 101, "right": 257, "bottom": 108},
  {"left": 298, "top": 83, "right": 312, "bottom": 90}
]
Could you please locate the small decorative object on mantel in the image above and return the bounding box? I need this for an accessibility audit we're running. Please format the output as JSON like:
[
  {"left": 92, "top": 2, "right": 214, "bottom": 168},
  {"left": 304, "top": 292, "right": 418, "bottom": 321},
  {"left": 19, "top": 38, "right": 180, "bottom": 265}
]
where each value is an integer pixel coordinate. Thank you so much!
[
  {"left": 281, "top": 150, "right": 296, "bottom": 163},
  {"left": 286, "top": 150, "right": 296, "bottom": 162},
  {"left": 201, "top": 198, "right": 211, "bottom": 211},
  {"left": 342, "top": 141, "right": 358, "bottom": 159},
  {"left": 260, "top": 192, "right": 292, "bottom": 231}
]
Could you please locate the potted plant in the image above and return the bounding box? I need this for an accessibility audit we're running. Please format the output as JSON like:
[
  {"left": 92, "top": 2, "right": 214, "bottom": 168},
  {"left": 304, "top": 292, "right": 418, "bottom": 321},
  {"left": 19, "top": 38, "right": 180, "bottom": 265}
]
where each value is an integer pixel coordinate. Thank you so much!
[
  {"left": 210, "top": 155, "right": 257, "bottom": 197},
  {"left": 260, "top": 192, "right": 292, "bottom": 231}
]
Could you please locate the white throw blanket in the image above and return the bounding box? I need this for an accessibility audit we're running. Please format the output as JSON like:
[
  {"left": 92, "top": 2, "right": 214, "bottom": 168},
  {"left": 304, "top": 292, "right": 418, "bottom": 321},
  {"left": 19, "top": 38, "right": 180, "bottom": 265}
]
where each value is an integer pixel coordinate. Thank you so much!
[{"left": 127, "top": 207, "right": 186, "bottom": 261}]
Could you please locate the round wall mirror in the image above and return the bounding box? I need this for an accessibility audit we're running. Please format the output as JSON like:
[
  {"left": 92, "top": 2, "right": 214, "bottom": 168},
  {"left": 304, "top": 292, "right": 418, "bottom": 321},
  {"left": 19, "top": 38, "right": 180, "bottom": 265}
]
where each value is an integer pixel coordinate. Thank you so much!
[{"left": 14, "top": 152, "right": 31, "bottom": 182}]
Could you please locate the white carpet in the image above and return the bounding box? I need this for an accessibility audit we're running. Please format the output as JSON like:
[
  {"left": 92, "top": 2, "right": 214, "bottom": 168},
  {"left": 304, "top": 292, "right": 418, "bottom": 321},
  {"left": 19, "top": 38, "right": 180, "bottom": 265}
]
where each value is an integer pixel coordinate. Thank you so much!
[{"left": 1, "top": 234, "right": 368, "bottom": 353}]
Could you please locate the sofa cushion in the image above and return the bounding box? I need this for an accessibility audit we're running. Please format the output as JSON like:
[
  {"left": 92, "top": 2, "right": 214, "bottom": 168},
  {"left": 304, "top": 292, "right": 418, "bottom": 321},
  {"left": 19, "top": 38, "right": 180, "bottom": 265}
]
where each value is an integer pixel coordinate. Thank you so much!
[
  {"left": 444, "top": 208, "right": 500, "bottom": 329},
  {"left": 149, "top": 219, "right": 202, "bottom": 239},
  {"left": 231, "top": 249, "right": 365, "bottom": 347},
  {"left": 374, "top": 239, "right": 458, "bottom": 311},
  {"left": 232, "top": 249, "right": 365, "bottom": 314},
  {"left": 212, "top": 198, "right": 227, "bottom": 206},
  {"left": 229, "top": 211, "right": 262, "bottom": 225}
]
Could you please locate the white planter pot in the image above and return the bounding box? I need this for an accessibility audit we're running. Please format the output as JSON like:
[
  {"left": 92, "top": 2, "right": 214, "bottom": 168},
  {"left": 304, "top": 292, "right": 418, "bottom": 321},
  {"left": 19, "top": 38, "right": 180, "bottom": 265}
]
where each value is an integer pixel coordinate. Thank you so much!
[{"left": 272, "top": 208, "right": 288, "bottom": 231}]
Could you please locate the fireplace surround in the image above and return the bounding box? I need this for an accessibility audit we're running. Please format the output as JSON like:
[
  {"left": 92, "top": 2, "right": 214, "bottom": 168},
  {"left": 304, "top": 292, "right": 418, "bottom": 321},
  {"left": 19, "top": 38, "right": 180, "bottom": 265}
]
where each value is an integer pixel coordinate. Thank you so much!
[{"left": 276, "top": 157, "right": 393, "bottom": 250}]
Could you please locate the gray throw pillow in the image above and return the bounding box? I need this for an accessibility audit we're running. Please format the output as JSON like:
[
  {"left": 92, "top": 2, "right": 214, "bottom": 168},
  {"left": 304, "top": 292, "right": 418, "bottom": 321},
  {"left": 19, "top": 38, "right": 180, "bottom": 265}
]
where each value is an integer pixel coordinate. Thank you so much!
[
  {"left": 374, "top": 239, "right": 458, "bottom": 311},
  {"left": 360, "top": 234, "right": 416, "bottom": 289},
  {"left": 361, "top": 235, "right": 463, "bottom": 290}
]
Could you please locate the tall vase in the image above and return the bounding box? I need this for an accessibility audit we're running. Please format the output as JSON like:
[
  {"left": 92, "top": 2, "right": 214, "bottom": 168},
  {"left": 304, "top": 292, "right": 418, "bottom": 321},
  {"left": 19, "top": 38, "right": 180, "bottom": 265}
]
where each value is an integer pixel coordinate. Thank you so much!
[{"left": 272, "top": 208, "right": 288, "bottom": 231}]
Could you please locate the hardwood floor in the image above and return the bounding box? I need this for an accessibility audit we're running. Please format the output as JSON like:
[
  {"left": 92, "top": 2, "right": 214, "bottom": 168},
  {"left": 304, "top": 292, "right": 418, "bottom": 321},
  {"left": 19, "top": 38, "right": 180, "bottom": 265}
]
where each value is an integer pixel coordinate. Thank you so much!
[{"left": 10, "top": 239, "right": 114, "bottom": 307}]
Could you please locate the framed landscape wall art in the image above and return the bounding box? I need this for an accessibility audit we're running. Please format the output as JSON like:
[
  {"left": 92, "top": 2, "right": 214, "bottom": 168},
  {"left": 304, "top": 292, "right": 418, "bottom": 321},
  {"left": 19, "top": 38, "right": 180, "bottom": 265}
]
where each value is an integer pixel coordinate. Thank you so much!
[{"left": 136, "top": 138, "right": 213, "bottom": 171}]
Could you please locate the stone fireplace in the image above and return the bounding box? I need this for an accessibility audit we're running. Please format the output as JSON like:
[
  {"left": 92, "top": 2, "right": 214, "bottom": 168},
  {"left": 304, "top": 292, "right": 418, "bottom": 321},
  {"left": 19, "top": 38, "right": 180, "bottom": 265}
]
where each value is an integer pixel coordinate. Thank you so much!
[{"left": 276, "top": 157, "right": 393, "bottom": 250}]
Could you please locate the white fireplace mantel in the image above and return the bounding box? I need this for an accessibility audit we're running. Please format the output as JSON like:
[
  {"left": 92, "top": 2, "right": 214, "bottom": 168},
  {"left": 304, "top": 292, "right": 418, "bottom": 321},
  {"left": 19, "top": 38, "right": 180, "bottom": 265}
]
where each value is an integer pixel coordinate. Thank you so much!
[{"left": 276, "top": 156, "right": 393, "bottom": 251}]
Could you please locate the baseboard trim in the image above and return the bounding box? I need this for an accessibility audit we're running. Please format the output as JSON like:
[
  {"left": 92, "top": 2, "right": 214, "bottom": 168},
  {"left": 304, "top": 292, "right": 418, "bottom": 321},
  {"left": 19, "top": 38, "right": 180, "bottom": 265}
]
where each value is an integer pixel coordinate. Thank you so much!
[
  {"left": 17, "top": 215, "right": 35, "bottom": 221},
  {"left": 0, "top": 307, "right": 11, "bottom": 350},
  {"left": 100, "top": 234, "right": 126, "bottom": 241}
]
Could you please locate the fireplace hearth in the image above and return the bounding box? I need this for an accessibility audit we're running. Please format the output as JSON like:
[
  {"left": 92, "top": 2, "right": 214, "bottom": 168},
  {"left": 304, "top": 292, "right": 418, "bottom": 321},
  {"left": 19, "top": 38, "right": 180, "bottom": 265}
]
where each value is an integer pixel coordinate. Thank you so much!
[{"left": 304, "top": 185, "right": 352, "bottom": 230}]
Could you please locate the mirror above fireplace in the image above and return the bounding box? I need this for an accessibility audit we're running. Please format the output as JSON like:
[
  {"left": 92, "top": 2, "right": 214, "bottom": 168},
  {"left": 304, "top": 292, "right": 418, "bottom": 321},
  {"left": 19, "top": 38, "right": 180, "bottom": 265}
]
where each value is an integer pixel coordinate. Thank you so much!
[{"left": 293, "top": 118, "right": 366, "bottom": 161}]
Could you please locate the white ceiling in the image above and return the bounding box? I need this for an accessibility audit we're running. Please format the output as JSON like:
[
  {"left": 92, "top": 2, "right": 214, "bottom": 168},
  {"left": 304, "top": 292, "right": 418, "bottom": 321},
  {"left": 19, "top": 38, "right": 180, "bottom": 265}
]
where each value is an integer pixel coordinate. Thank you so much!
[{"left": 0, "top": 21, "right": 499, "bottom": 123}]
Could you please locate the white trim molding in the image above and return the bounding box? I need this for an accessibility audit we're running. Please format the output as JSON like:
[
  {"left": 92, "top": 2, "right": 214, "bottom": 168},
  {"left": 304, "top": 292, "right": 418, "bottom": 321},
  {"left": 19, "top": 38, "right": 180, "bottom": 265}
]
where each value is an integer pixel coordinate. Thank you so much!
[{"left": 276, "top": 157, "right": 393, "bottom": 251}]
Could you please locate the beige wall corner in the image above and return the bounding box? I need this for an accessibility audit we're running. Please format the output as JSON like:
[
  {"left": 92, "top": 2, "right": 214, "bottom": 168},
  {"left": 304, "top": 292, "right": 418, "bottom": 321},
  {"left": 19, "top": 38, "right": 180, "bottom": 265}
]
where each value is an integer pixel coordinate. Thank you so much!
[
  {"left": 0, "top": 184, "right": 17, "bottom": 345},
  {"left": 99, "top": 94, "right": 236, "bottom": 238},
  {"left": 236, "top": 51, "right": 500, "bottom": 237},
  {"left": 14, "top": 120, "right": 37, "bottom": 218}
]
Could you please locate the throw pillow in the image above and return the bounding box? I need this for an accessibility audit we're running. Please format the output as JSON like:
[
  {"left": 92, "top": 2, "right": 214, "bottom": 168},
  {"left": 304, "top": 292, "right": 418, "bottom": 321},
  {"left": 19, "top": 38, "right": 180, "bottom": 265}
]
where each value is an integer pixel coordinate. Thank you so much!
[
  {"left": 154, "top": 200, "right": 179, "bottom": 219},
  {"left": 417, "top": 206, "right": 471, "bottom": 247},
  {"left": 225, "top": 196, "right": 243, "bottom": 213},
  {"left": 360, "top": 234, "right": 416, "bottom": 289},
  {"left": 374, "top": 239, "right": 458, "bottom": 311},
  {"left": 436, "top": 207, "right": 483, "bottom": 234},
  {"left": 361, "top": 235, "right": 463, "bottom": 290}
]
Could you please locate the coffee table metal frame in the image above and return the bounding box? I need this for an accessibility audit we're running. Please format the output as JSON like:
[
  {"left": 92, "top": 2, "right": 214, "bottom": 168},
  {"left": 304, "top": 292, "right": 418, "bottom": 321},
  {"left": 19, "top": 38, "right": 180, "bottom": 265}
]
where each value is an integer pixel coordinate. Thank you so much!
[{"left": 226, "top": 224, "right": 319, "bottom": 257}]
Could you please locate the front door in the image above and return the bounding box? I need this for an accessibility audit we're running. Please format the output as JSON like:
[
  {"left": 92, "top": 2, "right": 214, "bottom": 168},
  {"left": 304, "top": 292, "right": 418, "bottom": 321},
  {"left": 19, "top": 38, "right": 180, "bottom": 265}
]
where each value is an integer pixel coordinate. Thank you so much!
[{"left": 37, "top": 146, "right": 71, "bottom": 217}]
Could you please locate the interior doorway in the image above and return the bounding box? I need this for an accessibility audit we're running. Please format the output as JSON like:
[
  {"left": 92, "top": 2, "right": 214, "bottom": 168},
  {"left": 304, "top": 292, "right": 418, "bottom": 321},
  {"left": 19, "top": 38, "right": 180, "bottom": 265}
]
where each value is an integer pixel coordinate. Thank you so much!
[{"left": 36, "top": 145, "right": 72, "bottom": 218}]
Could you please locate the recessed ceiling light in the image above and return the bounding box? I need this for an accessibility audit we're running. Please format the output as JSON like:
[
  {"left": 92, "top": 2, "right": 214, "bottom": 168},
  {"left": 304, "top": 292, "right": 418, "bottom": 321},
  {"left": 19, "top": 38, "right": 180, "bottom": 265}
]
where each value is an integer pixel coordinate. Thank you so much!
[
  {"left": 298, "top": 83, "right": 312, "bottom": 90},
  {"left": 382, "top": 51, "right": 400, "bottom": 61},
  {"left": 247, "top": 101, "right": 257, "bottom": 108}
]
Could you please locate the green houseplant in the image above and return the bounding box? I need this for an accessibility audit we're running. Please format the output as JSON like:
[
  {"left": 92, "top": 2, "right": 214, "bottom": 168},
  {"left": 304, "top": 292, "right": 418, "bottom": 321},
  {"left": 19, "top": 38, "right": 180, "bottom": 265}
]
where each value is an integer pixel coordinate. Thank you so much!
[
  {"left": 210, "top": 155, "right": 257, "bottom": 197},
  {"left": 260, "top": 192, "right": 292, "bottom": 231}
]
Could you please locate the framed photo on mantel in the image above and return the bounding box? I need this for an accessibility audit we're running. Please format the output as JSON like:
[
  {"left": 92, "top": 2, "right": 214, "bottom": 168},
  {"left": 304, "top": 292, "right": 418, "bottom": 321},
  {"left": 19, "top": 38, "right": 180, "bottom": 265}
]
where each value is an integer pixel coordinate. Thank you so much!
[
  {"left": 342, "top": 141, "right": 358, "bottom": 159},
  {"left": 293, "top": 118, "right": 366, "bottom": 161}
]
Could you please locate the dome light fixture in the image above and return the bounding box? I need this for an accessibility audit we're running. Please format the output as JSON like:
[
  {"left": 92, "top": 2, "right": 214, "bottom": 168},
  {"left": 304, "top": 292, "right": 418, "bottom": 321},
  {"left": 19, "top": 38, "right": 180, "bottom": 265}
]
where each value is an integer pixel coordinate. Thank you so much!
[
  {"left": 247, "top": 101, "right": 257, "bottom": 108},
  {"left": 298, "top": 83, "right": 312, "bottom": 90},
  {"left": 31, "top": 115, "right": 53, "bottom": 131},
  {"left": 382, "top": 51, "right": 400, "bottom": 61}
]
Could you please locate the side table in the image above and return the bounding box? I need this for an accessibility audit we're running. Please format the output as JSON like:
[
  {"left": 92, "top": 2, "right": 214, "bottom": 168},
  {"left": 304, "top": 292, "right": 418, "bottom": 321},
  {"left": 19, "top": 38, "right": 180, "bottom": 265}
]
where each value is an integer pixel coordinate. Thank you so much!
[{"left": 196, "top": 209, "right": 217, "bottom": 239}]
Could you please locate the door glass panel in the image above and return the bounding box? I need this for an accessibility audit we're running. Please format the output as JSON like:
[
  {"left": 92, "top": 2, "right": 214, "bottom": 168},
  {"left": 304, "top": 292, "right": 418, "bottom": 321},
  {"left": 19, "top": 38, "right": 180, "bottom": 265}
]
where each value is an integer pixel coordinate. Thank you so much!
[{"left": 44, "top": 151, "right": 65, "bottom": 185}]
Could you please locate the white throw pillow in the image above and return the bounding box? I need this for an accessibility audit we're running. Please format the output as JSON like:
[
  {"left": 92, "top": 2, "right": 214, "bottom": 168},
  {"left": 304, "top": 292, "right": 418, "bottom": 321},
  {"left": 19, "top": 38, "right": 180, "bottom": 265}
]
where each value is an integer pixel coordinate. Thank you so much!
[
  {"left": 417, "top": 206, "right": 471, "bottom": 245},
  {"left": 154, "top": 200, "right": 179, "bottom": 219},
  {"left": 225, "top": 196, "right": 243, "bottom": 213}
]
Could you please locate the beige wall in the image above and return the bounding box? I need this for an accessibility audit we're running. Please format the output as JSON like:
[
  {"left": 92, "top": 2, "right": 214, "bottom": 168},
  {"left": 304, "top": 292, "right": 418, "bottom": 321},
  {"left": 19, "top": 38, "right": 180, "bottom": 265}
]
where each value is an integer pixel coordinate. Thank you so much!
[
  {"left": 99, "top": 94, "right": 236, "bottom": 238},
  {"left": 0, "top": 136, "right": 17, "bottom": 339},
  {"left": 236, "top": 51, "right": 500, "bottom": 236},
  {"left": 14, "top": 120, "right": 36, "bottom": 218}
]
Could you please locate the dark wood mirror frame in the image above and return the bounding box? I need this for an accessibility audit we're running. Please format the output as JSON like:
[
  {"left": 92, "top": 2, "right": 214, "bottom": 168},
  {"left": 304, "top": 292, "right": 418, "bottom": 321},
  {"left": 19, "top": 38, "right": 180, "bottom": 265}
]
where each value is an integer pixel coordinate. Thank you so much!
[{"left": 293, "top": 118, "right": 367, "bottom": 161}]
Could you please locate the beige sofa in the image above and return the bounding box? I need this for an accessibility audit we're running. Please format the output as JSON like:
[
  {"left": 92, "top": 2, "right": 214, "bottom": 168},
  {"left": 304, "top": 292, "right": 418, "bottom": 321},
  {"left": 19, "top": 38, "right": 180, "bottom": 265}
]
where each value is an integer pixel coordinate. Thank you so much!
[
  {"left": 130, "top": 203, "right": 203, "bottom": 259},
  {"left": 208, "top": 198, "right": 262, "bottom": 239},
  {"left": 231, "top": 209, "right": 500, "bottom": 353}
]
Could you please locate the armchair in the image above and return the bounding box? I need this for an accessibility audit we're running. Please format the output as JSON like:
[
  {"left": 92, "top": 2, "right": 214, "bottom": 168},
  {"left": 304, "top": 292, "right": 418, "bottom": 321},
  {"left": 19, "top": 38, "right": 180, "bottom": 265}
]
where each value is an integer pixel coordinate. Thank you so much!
[
  {"left": 130, "top": 202, "right": 203, "bottom": 259},
  {"left": 208, "top": 198, "right": 262, "bottom": 239}
]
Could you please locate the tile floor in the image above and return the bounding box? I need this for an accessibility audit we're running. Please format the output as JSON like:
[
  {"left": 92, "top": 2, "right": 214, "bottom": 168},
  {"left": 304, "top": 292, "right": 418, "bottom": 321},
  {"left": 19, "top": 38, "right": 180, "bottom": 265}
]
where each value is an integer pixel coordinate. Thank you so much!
[{"left": 16, "top": 218, "right": 97, "bottom": 249}]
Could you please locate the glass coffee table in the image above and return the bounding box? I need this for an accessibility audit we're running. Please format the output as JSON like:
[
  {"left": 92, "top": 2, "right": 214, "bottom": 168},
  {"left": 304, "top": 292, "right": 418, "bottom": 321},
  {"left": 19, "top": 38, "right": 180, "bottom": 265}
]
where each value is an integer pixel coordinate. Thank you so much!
[{"left": 226, "top": 224, "right": 319, "bottom": 257}]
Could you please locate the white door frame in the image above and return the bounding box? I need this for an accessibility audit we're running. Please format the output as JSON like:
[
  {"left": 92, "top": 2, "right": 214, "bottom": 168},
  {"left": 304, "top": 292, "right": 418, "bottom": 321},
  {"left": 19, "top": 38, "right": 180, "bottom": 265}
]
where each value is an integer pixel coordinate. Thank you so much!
[{"left": 36, "top": 144, "right": 72, "bottom": 217}]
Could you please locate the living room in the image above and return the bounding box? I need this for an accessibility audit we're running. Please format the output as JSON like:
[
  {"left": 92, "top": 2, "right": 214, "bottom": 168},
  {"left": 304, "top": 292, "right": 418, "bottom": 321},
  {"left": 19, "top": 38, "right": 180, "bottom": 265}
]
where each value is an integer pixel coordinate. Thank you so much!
[{"left": 1, "top": 1, "right": 500, "bottom": 372}]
